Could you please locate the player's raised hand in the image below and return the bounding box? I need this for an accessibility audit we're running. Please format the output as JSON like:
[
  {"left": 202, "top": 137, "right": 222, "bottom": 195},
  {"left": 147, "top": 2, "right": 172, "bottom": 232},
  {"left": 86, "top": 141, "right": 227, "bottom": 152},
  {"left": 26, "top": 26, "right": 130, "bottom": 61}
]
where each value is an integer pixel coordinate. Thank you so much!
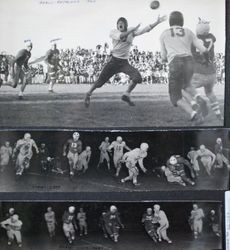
[
  {"left": 157, "top": 15, "right": 167, "bottom": 24},
  {"left": 132, "top": 23, "right": 141, "bottom": 32}
]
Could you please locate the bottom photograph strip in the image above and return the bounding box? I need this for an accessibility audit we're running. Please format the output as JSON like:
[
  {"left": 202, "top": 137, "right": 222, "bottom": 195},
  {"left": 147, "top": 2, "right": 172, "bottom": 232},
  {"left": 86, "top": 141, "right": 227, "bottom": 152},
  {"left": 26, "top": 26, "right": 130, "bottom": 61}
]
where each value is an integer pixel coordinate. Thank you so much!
[{"left": 0, "top": 201, "right": 223, "bottom": 250}]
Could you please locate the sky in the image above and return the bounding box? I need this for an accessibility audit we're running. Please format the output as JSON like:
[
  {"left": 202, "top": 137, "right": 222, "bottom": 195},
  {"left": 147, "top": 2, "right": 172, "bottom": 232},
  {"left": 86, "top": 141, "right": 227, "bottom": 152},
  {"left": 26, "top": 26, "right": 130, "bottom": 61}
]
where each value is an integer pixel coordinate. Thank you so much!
[{"left": 0, "top": 0, "right": 225, "bottom": 59}]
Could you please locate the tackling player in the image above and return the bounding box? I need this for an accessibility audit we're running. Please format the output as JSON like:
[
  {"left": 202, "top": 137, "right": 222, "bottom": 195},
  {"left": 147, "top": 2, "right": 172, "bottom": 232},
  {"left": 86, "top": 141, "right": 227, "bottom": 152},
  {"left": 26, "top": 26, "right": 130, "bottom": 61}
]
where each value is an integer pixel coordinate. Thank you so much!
[
  {"left": 0, "top": 141, "right": 13, "bottom": 172},
  {"left": 1, "top": 214, "right": 23, "bottom": 248},
  {"left": 97, "top": 137, "right": 111, "bottom": 170},
  {"left": 84, "top": 15, "right": 167, "bottom": 107},
  {"left": 77, "top": 207, "right": 88, "bottom": 236},
  {"left": 62, "top": 206, "right": 78, "bottom": 244},
  {"left": 13, "top": 133, "right": 39, "bottom": 176},
  {"left": 63, "top": 132, "right": 82, "bottom": 177},
  {"left": 194, "top": 145, "right": 216, "bottom": 176},
  {"left": 44, "top": 41, "right": 63, "bottom": 92},
  {"left": 189, "top": 204, "right": 205, "bottom": 239},
  {"left": 160, "top": 11, "right": 208, "bottom": 125},
  {"left": 121, "top": 143, "right": 149, "bottom": 186},
  {"left": 153, "top": 204, "right": 172, "bottom": 244},
  {"left": 108, "top": 136, "right": 131, "bottom": 177},
  {"left": 44, "top": 207, "right": 57, "bottom": 238},
  {"left": 191, "top": 18, "right": 223, "bottom": 121}
]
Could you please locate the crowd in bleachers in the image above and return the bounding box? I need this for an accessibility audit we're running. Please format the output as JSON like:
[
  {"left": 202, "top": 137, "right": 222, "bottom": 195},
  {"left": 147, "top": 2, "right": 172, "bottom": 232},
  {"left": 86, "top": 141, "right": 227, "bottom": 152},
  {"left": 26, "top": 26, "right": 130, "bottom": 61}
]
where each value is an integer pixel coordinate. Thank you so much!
[{"left": 0, "top": 44, "right": 225, "bottom": 85}]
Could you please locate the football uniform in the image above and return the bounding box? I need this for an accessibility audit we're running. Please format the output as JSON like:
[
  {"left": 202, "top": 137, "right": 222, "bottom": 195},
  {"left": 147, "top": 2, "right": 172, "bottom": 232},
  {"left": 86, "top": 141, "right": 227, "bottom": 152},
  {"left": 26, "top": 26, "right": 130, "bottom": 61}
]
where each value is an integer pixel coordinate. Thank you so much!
[
  {"left": 164, "top": 167, "right": 185, "bottom": 185},
  {"left": 104, "top": 211, "right": 122, "bottom": 239},
  {"left": 0, "top": 145, "right": 12, "bottom": 168},
  {"left": 77, "top": 212, "right": 87, "bottom": 235},
  {"left": 76, "top": 149, "right": 91, "bottom": 172},
  {"left": 187, "top": 149, "right": 200, "bottom": 171},
  {"left": 196, "top": 148, "right": 215, "bottom": 174},
  {"left": 154, "top": 210, "right": 170, "bottom": 242},
  {"left": 142, "top": 213, "right": 159, "bottom": 241},
  {"left": 160, "top": 26, "right": 206, "bottom": 106},
  {"left": 1, "top": 218, "right": 23, "bottom": 244},
  {"left": 45, "top": 49, "right": 60, "bottom": 81},
  {"left": 62, "top": 211, "right": 76, "bottom": 239},
  {"left": 99, "top": 141, "right": 110, "bottom": 164},
  {"left": 109, "top": 141, "right": 127, "bottom": 168},
  {"left": 190, "top": 208, "right": 204, "bottom": 234},
  {"left": 215, "top": 143, "right": 229, "bottom": 168},
  {"left": 44, "top": 211, "right": 56, "bottom": 234}
]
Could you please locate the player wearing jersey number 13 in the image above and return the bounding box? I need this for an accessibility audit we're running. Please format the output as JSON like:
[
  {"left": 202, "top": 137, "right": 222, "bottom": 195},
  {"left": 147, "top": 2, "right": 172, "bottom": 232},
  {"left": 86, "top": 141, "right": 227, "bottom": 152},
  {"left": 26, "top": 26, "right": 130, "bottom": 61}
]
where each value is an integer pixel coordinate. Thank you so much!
[
  {"left": 84, "top": 15, "right": 167, "bottom": 107},
  {"left": 160, "top": 11, "right": 209, "bottom": 125}
]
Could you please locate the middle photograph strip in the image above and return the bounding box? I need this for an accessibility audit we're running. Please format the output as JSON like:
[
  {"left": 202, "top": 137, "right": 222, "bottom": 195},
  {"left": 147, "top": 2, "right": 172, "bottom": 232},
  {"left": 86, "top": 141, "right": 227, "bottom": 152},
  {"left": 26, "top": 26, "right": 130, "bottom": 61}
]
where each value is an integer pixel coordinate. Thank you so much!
[{"left": 0, "top": 129, "right": 229, "bottom": 192}]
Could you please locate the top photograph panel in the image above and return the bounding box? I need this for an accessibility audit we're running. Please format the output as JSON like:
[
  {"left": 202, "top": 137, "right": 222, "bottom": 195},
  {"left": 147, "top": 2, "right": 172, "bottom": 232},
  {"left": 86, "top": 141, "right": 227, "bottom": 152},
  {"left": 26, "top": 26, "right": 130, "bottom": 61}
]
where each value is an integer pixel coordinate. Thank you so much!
[{"left": 0, "top": 0, "right": 226, "bottom": 128}]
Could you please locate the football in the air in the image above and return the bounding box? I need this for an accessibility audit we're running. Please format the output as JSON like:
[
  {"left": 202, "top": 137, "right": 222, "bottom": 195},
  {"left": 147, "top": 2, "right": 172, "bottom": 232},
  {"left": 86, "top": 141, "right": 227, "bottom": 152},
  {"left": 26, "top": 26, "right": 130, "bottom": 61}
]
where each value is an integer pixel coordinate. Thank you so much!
[{"left": 150, "top": 0, "right": 160, "bottom": 9}]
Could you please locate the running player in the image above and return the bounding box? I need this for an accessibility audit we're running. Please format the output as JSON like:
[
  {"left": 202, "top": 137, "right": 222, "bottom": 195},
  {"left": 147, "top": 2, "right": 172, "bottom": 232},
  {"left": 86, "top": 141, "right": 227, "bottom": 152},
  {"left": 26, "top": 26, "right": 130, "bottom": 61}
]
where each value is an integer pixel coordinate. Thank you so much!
[
  {"left": 103, "top": 205, "right": 124, "bottom": 243},
  {"left": 189, "top": 204, "right": 205, "bottom": 239},
  {"left": 108, "top": 136, "right": 131, "bottom": 177},
  {"left": 97, "top": 137, "right": 111, "bottom": 170},
  {"left": 13, "top": 133, "right": 39, "bottom": 176},
  {"left": 1, "top": 214, "right": 23, "bottom": 248},
  {"left": 44, "top": 207, "right": 57, "bottom": 238},
  {"left": 121, "top": 143, "right": 149, "bottom": 186},
  {"left": 76, "top": 146, "right": 91, "bottom": 173},
  {"left": 77, "top": 207, "right": 88, "bottom": 236},
  {"left": 44, "top": 41, "right": 63, "bottom": 92},
  {"left": 194, "top": 145, "right": 216, "bottom": 176},
  {"left": 84, "top": 15, "right": 167, "bottom": 107},
  {"left": 0, "top": 141, "right": 13, "bottom": 172},
  {"left": 63, "top": 132, "right": 82, "bottom": 177},
  {"left": 141, "top": 208, "right": 159, "bottom": 242},
  {"left": 160, "top": 11, "right": 208, "bottom": 125},
  {"left": 1, "top": 41, "right": 33, "bottom": 99},
  {"left": 215, "top": 138, "right": 230, "bottom": 169},
  {"left": 191, "top": 18, "right": 223, "bottom": 121},
  {"left": 62, "top": 206, "right": 78, "bottom": 244},
  {"left": 153, "top": 204, "right": 172, "bottom": 244}
]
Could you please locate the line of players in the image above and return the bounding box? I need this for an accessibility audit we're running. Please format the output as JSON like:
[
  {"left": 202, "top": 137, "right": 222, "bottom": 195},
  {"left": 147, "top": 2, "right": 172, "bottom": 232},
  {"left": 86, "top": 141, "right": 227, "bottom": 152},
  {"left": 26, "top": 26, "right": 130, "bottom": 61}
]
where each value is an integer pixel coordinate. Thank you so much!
[
  {"left": 0, "top": 132, "right": 229, "bottom": 186},
  {"left": 0, "top": 203, "right": 221, "bottom": 248},
  {"left": 0, "top": 10, "right": 223, "bottom": 125}
]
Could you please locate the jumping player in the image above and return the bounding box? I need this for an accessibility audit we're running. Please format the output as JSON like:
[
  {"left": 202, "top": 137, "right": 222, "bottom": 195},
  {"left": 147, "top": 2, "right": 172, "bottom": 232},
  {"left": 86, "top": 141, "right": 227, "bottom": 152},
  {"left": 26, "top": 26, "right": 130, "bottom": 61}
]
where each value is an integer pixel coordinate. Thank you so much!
[
  {"left": 97, "top": 137, "right": 111, "bottom": 170},
  {"left": 142, "top": 208, "right": 159, "bottom": 242},
  {"left": 44, "top": 207, "right": 57, "bottom": 238},
  {"left": 121, "top": 143, "right": 149, "bottom": 186},
  {"left": 108, "top": 136, "right": 131, "bottom": 177},
  {"left": 84, "top": 15, "right": 167, "bottom": 107},
  {"left": 214, "top": 138, "right": 230, "bottom": 169},
  {"left": 44, "top": 41, "right": 63, "bottom": 92},
  {"left": 13, "top": 133, "right": 39, "bottom": 176},
  {"left": 160, "top": 11, "right": 208, "bottom": 125},
  {"left": 63, "top": 132, "right": 82, "bottom": 177},
  {"left": 189, "top": 204, "right": 205, "bottom": 239},
  {"left": 1, "top": 41, "right": 33, "bottom": 99},
  {"left": 1, "top": 214, "right": 23, "bottom": 248},
  {"left": 103, "top": 205, "right": 124, "bottom": 243},
  {"left": 153, "top": 204, "right": 172, "bottom": 244},
  {"left": 194, "top": 145, "right": 216, "bottom": 176},
  {"left": 62, "top": 206, "right": 78, "bottom": 244},
  {"left": 0, "top": 141, "right": 13, "bottom": 172},
  {"left": 191, "top": 18, "right": 223, "bottom": 121},
  {"left": 77, "top": 207, "right": 88, "bottom": 236}
]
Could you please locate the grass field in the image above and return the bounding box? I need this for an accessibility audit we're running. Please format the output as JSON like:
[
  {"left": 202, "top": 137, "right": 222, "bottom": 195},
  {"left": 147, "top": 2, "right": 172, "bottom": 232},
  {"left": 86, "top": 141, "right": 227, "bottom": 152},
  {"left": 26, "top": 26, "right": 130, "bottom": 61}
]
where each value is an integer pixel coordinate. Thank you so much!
[{"left": 0, "top": 84, "right": 225, "bottom": 128}]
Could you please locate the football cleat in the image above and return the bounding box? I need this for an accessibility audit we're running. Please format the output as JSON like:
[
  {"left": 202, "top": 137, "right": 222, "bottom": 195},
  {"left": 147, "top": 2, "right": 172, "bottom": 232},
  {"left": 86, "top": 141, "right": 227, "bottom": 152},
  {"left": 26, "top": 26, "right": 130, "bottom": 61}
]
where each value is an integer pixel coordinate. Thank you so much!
[
  {"left": 84, "top": 93, "right": 91, "bottom": 108},
  {"left": 121, "top": 95, "right": 135, "bottom": 106}
]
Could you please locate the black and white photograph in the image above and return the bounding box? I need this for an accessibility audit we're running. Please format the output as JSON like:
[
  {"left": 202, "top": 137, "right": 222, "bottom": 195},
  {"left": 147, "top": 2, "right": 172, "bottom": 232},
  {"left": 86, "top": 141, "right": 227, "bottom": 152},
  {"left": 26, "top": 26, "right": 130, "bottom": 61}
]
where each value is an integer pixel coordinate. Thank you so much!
[
  {"left": 226, "top": 191, "right": 230, "bottom": 250},
  {"left": 0, "top": 0, "right": 225, "bottom": 128},
  {"left": 0, "top": 201, "right": 223, "bottom": 250},
  {"left": 0, "top": 129, "right": 229, "bottom": 192}
]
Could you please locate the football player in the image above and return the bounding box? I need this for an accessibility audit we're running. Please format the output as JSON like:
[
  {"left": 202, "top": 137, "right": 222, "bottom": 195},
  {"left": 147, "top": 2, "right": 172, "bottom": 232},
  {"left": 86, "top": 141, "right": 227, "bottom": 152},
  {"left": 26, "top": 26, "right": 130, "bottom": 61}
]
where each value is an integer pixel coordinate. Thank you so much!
[
  {"left": 76, "top": 146, "right": 91, "bottom": 173},
  {"left": 108, "top": 136, "right": 131, "bottom": 177},
  {"left": 153, "top": 204, "right": 172, "bottom": 244},
  {"left": 189, "top": 204, "right": 205, "bottom": 239},
  {"left": 161, "top": 165, "right": 186, "bottom": 186},
  {"left": 63, "top": 132, "right": 82, "bottom": 177},
  {"left": 214, "top": 138, "right": 230, "bottom": 169},
  {"left": 0, "top": 51, "right": 9, "bottom": 84},
  {"left": 1, "top": 41, "right": 33, "bottom": 99},
  {"left": 77, "top": 207, "right": 87, "bottom": 236},
  {"left": 141, "top": 208, "right": 159, "bottom": 242},
  {"left": 84, "top": 15, "right": 167, "bottom": 107},
  {"left": 0, "top": 141, "right": 13, "bottom": 172},
  {"left": 62, "top": 206, "right": 78, "bottom": 244},
  {"left": 160, "top": 11, "right": 208, "bottom": 125},
  {"left": 44, "top": 41, "right": 63, "bottom": 92},
  {"left": 209, "top": 210, "right": 221, "bottom": 237},
  {"left": 97, "top": 137, "right": 111, "bottom": 170},
  {"left": 44, "top": 207, "right": 57, "bottom": 238},
  {"left": 191, "top": 18, "right": 223, "bottom": 121},
  {"left": 121, "top": 143, "right": 149, "bottom": 186},
  {"left": 13, "top": 133, "right": 39, "bottom": 176},
  {"left": 1, "top": 214, "right": 23, "bottom": 248},
  {"left": 194, "top": 145, "right": 216, "bottom": 176},
  {"left": 103, "top": 205, "right": 124, "bottom": 243},
  {"left": 187, "top": 147, "right": 200, "bottom": 176}
]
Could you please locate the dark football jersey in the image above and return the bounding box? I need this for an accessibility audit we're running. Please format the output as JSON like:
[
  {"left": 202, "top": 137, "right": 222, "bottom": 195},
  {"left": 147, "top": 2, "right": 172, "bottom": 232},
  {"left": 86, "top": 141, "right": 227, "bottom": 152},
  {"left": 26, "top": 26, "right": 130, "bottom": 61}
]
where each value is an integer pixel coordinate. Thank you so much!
[
  {"left": 45, "top": 49, "right": 60, "bottom": 66},
  {"left": 14, "top": 49, "right": 31, "bottom": 68}
]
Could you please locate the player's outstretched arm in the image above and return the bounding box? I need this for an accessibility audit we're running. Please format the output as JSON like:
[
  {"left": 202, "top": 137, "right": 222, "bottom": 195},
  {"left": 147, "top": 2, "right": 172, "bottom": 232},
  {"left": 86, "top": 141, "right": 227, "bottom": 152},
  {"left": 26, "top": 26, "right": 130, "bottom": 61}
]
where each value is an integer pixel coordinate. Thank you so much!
[
  {"left": 138, "top": 158, "right": 147, "bottom": 173},
  {"left": 134, "top": 15, "right": 167, "bottom": 36},
  {"left": 119, "top": 24, "right": 141, "bottom": 40}
]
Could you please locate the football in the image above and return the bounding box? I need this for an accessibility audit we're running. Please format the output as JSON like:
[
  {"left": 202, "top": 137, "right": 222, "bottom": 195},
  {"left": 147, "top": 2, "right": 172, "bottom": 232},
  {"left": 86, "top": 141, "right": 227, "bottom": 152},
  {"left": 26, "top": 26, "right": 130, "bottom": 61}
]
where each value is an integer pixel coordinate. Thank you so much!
[{"left": 150, "top": 0, "right": 160, "bottom": 9}]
